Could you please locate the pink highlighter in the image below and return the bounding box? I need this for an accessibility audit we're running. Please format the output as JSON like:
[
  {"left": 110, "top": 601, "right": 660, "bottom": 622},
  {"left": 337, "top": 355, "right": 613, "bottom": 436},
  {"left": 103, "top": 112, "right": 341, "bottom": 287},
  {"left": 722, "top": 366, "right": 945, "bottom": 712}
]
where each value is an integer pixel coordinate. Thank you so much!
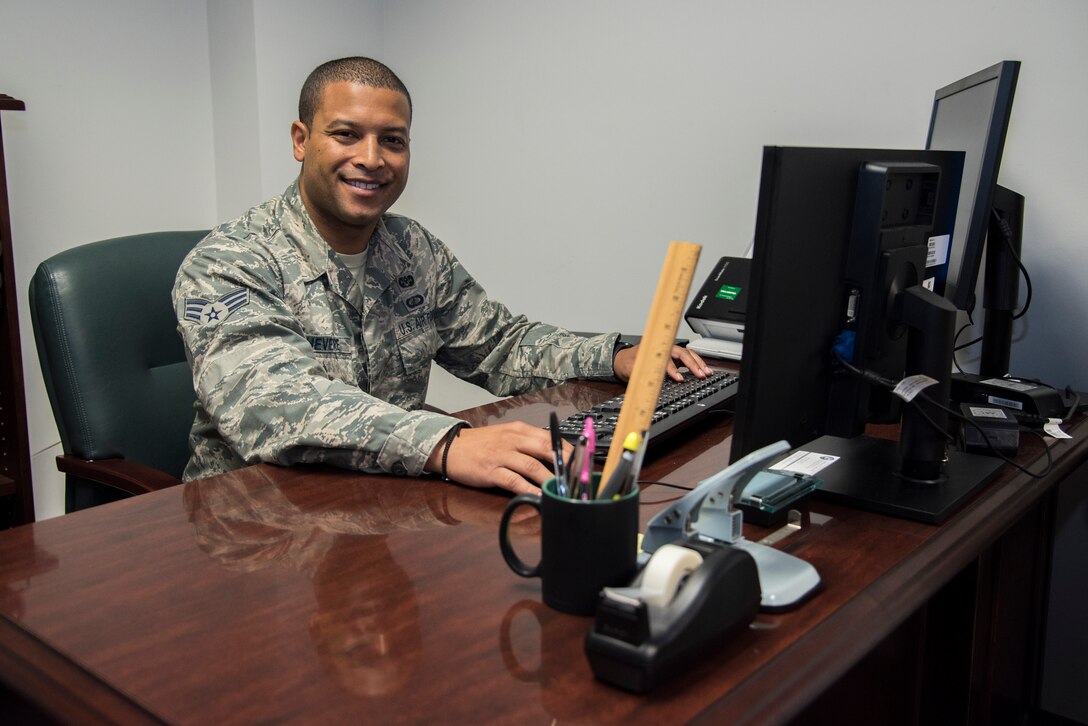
[{"left": 581, "top": 416, "right": 596, "bottom": 499}]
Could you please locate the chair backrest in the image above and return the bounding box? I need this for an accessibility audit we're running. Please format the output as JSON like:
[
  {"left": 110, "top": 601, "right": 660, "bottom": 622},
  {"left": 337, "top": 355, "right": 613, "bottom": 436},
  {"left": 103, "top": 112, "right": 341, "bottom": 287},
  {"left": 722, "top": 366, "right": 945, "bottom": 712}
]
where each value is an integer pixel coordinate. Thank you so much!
[{"left": 29, "top": 230, "right": 209, "bottom": 480}]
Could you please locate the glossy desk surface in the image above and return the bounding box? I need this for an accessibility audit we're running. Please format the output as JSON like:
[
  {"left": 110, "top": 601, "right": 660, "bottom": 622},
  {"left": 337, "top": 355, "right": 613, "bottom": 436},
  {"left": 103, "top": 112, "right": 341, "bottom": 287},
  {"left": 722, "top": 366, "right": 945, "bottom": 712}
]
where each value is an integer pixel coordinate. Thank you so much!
[{"left": 0, "top": 378, "right": 1083, "bottom": 724}]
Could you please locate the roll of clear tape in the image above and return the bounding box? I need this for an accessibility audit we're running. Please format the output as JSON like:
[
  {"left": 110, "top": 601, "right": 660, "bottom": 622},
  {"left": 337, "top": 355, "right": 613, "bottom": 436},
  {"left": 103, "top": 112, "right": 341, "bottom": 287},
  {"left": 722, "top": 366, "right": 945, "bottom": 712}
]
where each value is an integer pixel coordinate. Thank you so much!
[{"left": 639, "top": 544, "right": 704, "bottom": 608}]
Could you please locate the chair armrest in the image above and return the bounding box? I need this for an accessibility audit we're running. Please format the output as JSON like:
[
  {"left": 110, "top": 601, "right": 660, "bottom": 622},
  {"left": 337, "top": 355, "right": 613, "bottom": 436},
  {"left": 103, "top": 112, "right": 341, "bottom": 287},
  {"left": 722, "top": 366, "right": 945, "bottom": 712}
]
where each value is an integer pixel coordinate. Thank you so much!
[{"left": 55, "top": 455, "right": 182, "bottom": 496}]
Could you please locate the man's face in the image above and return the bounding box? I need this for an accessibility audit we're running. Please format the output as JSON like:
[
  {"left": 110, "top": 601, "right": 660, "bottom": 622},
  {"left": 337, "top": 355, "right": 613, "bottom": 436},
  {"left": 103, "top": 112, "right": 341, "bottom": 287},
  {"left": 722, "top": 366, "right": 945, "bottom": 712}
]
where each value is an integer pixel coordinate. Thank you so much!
[{"left": 291, "top": 82, "right": 411, "bottom": 253}]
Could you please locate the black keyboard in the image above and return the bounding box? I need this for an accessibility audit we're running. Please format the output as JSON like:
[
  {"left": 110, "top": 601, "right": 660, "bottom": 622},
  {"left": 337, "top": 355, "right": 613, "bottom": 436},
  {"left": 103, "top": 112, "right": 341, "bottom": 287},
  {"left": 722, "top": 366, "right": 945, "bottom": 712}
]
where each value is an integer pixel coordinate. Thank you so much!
[{"left": 556, "top": 370, "right": 739, "bottom": 457}]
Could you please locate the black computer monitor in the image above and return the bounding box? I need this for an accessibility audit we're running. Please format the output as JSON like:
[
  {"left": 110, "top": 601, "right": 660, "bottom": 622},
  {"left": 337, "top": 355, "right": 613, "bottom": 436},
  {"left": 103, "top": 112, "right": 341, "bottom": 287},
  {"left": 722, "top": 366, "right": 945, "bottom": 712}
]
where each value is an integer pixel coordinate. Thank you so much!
[
  {"left": 925, "top": 61, "right": 1020, "bottom": 314},
  {"left": 925, "top": 61, "right": 1022, "bottom": 377},
  {"left": 729, "top": 146, "right": 1002, "bottom": 523}
]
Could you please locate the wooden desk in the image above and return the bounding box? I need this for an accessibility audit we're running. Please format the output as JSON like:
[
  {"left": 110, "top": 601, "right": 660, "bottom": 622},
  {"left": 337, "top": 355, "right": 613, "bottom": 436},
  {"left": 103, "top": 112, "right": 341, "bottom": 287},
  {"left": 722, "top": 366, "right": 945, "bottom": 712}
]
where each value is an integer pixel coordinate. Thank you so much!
[{"left": 0, "top": 379, "right": 1082, "bottom": 724}]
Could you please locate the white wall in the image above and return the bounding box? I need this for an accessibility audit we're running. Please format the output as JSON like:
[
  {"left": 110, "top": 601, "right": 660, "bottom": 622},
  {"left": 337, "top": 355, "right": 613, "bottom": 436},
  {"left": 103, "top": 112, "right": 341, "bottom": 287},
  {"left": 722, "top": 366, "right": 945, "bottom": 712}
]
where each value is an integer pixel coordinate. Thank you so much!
[
  {"left": 206, "top": 0, "right": 385, "bottom": 220},
  {"left": 0, "top": 0, "right": 218, "bottom": 518},
  {"left": 250, "top": 0, "right": 386, "bottom": 202},
  {"left": 206, "top": 0, "right": 262, "bottom": 220},
  {"left": 2, "top": 0, "right": 1086, "bottom": 518},
  {"left": 383, "top": 0, "right": 1088, "bottom": 404}
]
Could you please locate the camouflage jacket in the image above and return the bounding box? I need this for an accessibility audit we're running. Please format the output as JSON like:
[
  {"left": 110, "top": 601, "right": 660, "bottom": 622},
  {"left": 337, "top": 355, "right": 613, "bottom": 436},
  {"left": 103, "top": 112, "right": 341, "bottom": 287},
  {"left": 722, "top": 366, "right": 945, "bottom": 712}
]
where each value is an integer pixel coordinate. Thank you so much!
[{"left": 173, "top": 181, "right": 620, "bottom": 481}]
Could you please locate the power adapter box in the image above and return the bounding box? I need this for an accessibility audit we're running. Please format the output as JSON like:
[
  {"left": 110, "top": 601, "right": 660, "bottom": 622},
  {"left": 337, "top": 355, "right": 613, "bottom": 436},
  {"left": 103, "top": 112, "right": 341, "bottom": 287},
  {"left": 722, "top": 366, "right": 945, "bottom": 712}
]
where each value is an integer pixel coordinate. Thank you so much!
[
  {"left": 960, "top": 403, "right": 1019, "bottom": 456},
  {"left": 951, "top": 373, "right": 1067, "bottom": 418}
]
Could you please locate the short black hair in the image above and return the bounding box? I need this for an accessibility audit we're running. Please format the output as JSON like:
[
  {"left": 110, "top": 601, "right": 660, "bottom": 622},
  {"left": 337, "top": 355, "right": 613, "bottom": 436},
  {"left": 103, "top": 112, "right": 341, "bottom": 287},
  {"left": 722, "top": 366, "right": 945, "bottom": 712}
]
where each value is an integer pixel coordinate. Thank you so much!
[{"left": 298, "top": 57, "right": 412, "bottom": 126}]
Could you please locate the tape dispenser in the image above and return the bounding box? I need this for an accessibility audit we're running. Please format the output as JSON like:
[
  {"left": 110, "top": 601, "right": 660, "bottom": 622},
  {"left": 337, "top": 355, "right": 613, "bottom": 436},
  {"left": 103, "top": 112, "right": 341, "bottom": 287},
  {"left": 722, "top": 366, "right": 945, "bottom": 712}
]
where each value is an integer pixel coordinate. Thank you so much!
[{"left": 585, "top": 441, "right": 821, "bottom": 693}]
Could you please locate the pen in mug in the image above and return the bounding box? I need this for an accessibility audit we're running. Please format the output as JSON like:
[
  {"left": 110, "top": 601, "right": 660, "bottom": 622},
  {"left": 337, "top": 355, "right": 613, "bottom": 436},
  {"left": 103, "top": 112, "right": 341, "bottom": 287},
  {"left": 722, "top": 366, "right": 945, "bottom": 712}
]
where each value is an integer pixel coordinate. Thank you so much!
[
  {"left": 622, "top": 431, "right": 649, "bottom": 497},
  {"left": 580, "top": 417, "right": 596, "bottom": 500},
  {"left": 599, "top": 430, "right": 641, "bottom": 499},
  {"left": 567, "top": 435, "right": 586, "bottom": 499},
  {"left": 549, "top": 412, "right": 567, "bottom": 496}
]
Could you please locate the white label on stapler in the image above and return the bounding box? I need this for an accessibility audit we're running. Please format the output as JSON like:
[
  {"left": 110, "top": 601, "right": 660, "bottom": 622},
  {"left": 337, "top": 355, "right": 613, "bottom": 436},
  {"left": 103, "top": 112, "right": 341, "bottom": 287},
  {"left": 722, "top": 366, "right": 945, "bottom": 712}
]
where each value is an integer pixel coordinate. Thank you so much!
[
  {"left": 1045, "top": 420, "right": 1073, "bottom": 439},
  {"left": 769, "top": 450, "right": 839, "bottom": 476},
  {"left": 922, "top": 276, "right": 935, "bottom": 291},
  {"left": 927, "top": 234, "right": 950, "bottom": 268},
  {"left": 893, "top": 374, "right": 938, "bottom": 402}
]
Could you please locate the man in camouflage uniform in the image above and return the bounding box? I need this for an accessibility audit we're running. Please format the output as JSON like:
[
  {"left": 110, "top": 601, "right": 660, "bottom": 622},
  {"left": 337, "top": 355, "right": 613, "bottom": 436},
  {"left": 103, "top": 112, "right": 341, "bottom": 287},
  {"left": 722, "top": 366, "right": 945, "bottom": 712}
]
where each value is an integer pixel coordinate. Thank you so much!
[{"left": 173, "top": 57, "right": 709, "bottom": 494}]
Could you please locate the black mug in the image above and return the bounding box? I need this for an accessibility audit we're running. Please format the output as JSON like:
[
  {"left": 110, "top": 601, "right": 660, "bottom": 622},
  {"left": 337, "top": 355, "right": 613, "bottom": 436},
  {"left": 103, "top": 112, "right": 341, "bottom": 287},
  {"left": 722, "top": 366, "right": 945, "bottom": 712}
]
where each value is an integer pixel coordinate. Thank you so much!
[{"left": 498, "top": 476, "right": 639, "bottom": 616}]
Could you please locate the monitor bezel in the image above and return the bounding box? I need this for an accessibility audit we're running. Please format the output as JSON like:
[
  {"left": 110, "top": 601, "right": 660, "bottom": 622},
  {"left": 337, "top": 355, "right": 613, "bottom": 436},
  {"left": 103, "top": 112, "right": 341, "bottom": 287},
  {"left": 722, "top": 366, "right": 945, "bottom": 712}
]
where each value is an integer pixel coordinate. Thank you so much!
[{"left": 925, "top": 60, "right": 1020, "bottom": 312}]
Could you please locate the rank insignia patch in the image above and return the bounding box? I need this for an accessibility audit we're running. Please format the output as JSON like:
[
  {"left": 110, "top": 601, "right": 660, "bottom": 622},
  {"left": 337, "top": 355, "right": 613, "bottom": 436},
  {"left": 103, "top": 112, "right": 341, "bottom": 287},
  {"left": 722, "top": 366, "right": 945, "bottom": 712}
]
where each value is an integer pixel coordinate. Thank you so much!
[{"left": 184, "top": 288, "right": 249, "bottom": 325}]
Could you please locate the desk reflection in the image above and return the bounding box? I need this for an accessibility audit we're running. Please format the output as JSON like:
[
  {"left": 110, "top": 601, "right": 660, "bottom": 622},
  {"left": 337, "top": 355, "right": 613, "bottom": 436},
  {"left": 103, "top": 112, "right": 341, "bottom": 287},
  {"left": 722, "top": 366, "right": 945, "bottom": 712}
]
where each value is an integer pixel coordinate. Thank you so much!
[
  {"left": 458, "top": 380, "right": 614, "bottom": 427},
  {"left": 0, "top": 530, "right": 60, "bottom": 621},
  {"left": 183, "top": 469, "right": 512, "bottom": 697}
]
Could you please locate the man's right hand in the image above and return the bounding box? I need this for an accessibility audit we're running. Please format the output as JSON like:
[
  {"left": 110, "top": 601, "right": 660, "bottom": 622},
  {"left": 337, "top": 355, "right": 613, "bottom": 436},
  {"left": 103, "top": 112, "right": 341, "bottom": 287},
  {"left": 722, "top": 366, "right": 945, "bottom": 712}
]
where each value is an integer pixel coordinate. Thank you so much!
[{"left": 426, "top": 422, "right": 571, "bottom": 495}]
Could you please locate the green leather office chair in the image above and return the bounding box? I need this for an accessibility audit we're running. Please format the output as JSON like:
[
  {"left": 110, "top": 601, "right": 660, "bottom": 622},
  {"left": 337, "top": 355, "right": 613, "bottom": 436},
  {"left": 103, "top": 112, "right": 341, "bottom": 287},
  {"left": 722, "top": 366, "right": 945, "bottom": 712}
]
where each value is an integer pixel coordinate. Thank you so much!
[{"left": 29, "top": 230, "right": 209, "bottom": 512}]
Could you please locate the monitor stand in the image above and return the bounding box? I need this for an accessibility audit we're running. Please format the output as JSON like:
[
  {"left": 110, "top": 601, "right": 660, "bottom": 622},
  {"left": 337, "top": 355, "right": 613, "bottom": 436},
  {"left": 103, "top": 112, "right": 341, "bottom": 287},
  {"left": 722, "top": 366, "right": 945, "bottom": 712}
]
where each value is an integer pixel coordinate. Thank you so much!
[{"left": 807, "top": 434, "right": 1003, "bottom": 524}]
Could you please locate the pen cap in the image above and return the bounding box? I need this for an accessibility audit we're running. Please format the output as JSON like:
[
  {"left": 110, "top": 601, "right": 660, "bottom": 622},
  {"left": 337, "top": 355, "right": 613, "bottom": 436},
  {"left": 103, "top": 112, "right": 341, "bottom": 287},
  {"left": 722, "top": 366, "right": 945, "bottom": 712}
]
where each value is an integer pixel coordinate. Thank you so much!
[{"left": 598, "top": 452, "right": 634, "bottom": 500}]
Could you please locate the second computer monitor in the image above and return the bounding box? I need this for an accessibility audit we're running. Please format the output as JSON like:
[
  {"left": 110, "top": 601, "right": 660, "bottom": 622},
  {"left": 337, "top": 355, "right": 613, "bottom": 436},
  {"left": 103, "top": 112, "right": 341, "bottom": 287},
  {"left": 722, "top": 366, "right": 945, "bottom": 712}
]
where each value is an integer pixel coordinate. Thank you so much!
[{"left": 925, "top": 60, "right": 1020, "bottom": 312}]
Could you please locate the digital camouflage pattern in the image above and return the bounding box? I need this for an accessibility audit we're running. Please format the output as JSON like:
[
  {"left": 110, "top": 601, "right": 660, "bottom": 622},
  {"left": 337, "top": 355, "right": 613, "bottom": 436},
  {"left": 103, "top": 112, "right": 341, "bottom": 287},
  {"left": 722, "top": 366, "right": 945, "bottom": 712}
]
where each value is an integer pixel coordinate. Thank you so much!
[{"left": 173, "top": 181, "right": 620, "bottom": 481}]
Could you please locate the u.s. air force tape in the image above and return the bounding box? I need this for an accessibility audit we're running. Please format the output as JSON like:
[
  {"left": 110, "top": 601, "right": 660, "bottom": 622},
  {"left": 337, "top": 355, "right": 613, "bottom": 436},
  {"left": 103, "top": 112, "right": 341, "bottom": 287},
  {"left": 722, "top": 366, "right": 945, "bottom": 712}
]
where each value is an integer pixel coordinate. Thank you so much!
[{"left": 639, "top": 544, "right": 705, "bottom": 608}]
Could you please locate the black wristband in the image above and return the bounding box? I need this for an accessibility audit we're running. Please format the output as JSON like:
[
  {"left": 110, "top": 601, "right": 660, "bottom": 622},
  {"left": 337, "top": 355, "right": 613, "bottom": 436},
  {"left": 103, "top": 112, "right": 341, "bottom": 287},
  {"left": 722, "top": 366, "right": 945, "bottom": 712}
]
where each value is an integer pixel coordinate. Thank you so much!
[
  {"left": 612, "top": 337, "right": 633, "bottom": 363},
  {"left": 441, "top": 423, "right": 468, "bottom": 482},
  {"left": 612, "top": 338, "right": 633, "bottom": 357}
]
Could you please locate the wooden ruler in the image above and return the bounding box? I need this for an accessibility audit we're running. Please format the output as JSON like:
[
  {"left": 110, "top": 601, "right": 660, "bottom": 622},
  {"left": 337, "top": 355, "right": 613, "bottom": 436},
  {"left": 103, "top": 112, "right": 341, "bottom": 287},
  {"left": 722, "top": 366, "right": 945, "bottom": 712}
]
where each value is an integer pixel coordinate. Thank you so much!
[{"left": 599, "top": 240, "right": 702, "bottom": 489}]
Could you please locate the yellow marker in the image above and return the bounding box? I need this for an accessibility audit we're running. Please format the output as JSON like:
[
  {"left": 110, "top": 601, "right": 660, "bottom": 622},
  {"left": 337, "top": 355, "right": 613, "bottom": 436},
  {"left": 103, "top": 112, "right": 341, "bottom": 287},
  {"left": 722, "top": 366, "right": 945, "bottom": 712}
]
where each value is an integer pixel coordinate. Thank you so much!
[
  {"left": 599, "top": 240, "right": 701, "bottom": 490},
  {"left": 597, "top": 431, "right": 644, "bottom": 500}
]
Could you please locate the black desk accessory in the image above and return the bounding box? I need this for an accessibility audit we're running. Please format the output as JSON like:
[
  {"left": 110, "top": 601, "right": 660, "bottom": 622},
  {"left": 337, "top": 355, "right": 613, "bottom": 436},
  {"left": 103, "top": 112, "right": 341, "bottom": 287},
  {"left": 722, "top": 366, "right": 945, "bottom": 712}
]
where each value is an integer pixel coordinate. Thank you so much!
[
  {"left": 951, "top": 372, "right": 1071, "bottom": 419},
  {"left": 586, "top": 441, "right": 821, "bottom": 692},
  {"left": 585, "top": 541, "right": 759, "bottom": 693},
  {"left": 808, "top": 434, "right": 1002, "bottom": 524}
]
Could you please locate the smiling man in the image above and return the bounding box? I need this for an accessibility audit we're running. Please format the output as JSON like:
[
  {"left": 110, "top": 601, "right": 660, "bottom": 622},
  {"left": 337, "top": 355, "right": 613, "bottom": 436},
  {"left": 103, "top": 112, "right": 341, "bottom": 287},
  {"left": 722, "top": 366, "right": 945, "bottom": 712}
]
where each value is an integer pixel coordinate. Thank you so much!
[
  {"left": 173, "top": 57, "right": 708, "bottom": 494},
  {"left": 292, "top": 76, "right": 410, "bottom": 255}
]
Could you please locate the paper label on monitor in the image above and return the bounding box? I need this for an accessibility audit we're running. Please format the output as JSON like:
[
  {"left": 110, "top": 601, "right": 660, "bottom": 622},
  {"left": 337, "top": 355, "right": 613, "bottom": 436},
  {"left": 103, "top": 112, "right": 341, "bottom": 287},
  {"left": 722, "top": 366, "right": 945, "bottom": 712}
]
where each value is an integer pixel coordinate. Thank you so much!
[
  {"left": 893, "top": 374, "right": 938, "bottom": 402},
  {"left": 769, "top": 450, "right": 839, "bottom": 476},
  {"left": 931, "top": 234, "right": 948, "bottom": 268},
  {"left": 927, "top": 234, "right": 950, "bottom": 268}
]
